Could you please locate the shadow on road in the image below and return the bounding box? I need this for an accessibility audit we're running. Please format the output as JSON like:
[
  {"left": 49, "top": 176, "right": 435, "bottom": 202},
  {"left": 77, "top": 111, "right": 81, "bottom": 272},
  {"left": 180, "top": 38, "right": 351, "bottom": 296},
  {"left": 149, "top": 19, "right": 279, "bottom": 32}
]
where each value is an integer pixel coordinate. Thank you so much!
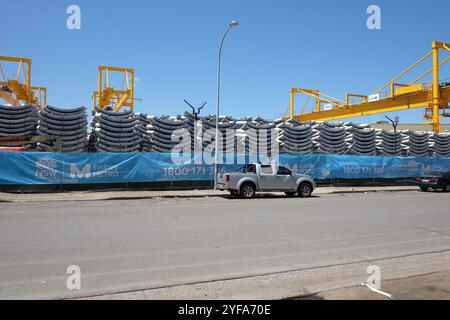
[
  {"left": 294, "top": 294, "right": 326, "bottom": 300},
  {"left": 222, "top": 194, "right": 321, "bottom": 200}
]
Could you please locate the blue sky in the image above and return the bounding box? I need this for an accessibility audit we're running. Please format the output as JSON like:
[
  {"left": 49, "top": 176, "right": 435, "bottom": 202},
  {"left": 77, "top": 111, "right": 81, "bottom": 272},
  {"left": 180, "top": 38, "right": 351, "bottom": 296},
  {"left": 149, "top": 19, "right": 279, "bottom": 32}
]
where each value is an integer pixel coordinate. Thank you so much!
[{"left": 2, "top": 0, "right": 450, "bottom": 124}]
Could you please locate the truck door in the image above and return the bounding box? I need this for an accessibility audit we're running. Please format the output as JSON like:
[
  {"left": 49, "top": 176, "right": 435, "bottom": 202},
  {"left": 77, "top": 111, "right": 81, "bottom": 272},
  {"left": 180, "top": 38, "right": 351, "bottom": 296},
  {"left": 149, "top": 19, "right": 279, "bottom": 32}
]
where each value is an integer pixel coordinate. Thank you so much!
[
  {"left": 275, "top": 166, "right": 297, "bottom": 191},
  {"left": 258, "top": 165, "right": 277, "bottom": 190}
]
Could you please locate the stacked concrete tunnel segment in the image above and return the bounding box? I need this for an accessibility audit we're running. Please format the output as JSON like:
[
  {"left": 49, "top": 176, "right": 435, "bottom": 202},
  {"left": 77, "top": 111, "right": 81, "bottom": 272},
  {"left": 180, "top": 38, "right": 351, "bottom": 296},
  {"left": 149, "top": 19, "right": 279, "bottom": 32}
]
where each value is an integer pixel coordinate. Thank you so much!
[
  {"left": 89, "top": 109, "right": 141, "bottom": 153},
  {"left": 37, "top": 106, "right": 88, "bottom": 152},
  {"left": 0, "top": 105, "right": 38, "bottom": 138},
  {"left": 1, "top": 105, "right": 450, "bottom": 157}
]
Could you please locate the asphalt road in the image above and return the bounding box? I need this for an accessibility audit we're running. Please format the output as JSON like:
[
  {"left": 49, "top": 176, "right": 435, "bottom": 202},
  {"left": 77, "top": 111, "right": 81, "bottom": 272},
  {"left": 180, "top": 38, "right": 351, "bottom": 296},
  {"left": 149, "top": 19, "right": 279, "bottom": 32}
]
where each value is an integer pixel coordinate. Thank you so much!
[{"left": 0, "top": 191, "right": 449, "bottom": 299}]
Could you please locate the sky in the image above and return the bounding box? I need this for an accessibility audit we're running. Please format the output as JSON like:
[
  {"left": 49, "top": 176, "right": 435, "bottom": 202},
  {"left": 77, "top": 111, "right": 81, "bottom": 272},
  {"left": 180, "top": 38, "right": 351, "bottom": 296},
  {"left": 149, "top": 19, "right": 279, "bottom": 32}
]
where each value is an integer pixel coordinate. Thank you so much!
[{"left": 2, "top": 0, "right": 450, "bottom": 124}]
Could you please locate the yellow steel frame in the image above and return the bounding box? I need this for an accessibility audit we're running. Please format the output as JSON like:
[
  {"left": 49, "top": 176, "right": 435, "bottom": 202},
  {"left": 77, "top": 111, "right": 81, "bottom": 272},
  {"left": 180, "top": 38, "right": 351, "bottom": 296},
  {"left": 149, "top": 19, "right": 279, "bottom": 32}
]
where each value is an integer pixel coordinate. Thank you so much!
[
  {"left": 93, "top": 66, "right": 138, "bottom": 113},
  {"left": 289, "top": 88, "right": 345, "bottom": 115},
  {"left": 288, "top": 41, "right": 450, "bottom": 133},
  {"left": 346, "top": 93, "right": 368, "bottom": 107},
  {"left": 0, "top": 56, "right": 47, "bottom": 109},
  {"left": 32, "top": 87, "right": 47, "bottom": 108}
]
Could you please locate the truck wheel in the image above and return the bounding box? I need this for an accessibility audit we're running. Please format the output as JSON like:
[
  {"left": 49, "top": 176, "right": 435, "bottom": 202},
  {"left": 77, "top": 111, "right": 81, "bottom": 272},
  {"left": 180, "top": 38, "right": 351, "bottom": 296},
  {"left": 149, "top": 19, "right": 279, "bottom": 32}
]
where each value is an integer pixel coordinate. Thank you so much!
[
  {"left": 285, "top": 192, "right": 297, "bottom": 198},
  {"left": 420, "top": 186, "right": 430, "bottom": 192},
  {"left": 443, "top": 184, "right": 450, "bottom": 193},
  {"left": 240, "top": 183, "right": 256, "bottom": 199},
  {"left": 298, "top": 182, "right": 313, "bottom": 198},
  {"left": 229, "top": 190, "right": 239, "bottom": 197}
]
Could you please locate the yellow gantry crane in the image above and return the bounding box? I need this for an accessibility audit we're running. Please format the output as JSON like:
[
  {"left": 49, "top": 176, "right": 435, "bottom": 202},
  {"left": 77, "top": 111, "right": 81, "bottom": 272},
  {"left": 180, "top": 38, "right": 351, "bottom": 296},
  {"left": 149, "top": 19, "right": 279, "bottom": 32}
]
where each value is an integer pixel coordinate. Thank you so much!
[
  {"left": 93, "top": 65, "right": 140, "bottom": 113},
  {"left": 0, "top": 56, "right": 47, "bottom": 109},
  {"left": 287, "top": 41, "right": 450, "bottom": 133}
]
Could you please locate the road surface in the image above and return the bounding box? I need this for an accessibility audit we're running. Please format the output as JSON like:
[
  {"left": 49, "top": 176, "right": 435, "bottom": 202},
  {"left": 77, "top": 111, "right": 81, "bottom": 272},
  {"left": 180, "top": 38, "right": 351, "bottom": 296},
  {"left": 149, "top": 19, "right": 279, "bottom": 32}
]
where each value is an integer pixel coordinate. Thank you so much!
[{"left": 0, "top": 191, "right": 449, "bottom": 299}]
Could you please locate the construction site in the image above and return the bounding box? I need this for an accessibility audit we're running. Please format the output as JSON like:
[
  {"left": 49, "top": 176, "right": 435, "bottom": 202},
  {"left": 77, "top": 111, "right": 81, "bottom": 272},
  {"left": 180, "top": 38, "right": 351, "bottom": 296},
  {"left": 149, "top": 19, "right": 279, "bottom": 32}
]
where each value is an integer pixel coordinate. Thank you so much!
[
  {"left": 2, "top": 1, "right": 450, "bottom": 304},
  {"left": 0, "top": 41, "right": 449, "bottom": 191}
]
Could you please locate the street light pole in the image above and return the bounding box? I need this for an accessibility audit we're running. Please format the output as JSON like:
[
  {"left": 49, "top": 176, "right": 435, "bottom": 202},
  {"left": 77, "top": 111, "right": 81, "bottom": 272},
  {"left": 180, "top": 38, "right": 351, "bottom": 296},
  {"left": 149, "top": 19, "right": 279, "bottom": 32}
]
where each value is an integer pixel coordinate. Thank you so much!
[
  {"left": 385, "top": 116, "right": 400, "bottom": 156},
  {"left": 214, "top": 20, "right": 238, "bottom": 190}
]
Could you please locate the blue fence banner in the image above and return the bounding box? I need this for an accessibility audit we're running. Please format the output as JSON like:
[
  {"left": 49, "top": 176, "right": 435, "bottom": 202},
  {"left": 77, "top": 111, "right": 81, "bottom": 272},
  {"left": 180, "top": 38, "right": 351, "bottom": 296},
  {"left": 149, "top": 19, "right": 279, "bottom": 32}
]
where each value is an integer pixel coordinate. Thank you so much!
[{"left": 1, "top": 152, "right": 450, "bottom": 185}]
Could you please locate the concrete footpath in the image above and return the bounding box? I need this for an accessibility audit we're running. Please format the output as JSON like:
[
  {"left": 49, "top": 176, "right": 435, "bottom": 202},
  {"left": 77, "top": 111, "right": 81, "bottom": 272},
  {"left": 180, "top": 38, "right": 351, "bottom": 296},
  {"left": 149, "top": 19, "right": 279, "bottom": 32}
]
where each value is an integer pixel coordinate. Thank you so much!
[
  {"left": 299, "top": 270, "right": 450, "bottom": 300},
  {"left": 83, "top": 251, "right": 450, "bottom": 300},
  {"left": 0, "top": 186, "right": 419, "bottom": 203}
]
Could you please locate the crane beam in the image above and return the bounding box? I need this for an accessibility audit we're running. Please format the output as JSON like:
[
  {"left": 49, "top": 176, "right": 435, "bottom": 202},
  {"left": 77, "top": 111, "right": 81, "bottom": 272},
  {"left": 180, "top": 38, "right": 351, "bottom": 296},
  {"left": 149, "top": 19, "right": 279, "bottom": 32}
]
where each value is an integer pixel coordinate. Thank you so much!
[
  {"left": 288, "top": 41, "right": 450, "bottom": 133},
  {"left": 293, "top": 86, "right": 450, "bottom": 122}
]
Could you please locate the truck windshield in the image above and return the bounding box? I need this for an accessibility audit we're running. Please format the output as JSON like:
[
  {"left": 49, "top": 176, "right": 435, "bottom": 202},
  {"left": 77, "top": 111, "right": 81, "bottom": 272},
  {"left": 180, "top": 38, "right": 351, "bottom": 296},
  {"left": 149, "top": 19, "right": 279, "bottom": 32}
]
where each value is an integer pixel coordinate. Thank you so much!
[{"left": 277, "top": 166, "right": 292, "bottom": 175}]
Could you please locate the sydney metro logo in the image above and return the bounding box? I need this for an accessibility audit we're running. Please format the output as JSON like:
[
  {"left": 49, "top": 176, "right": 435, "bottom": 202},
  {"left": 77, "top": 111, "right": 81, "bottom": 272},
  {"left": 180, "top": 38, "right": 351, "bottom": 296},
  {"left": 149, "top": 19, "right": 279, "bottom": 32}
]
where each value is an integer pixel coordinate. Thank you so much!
[{"left": 70, "top": 164, "right": 91, "bottom": 179}]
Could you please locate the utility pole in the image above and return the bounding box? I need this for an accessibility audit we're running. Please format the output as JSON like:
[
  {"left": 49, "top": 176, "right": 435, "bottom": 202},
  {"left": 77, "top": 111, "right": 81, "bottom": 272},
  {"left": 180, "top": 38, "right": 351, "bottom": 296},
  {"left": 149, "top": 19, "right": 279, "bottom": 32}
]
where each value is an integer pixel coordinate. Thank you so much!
[{"left": 385, "top": 116, "right": 400, "bottom": 156}]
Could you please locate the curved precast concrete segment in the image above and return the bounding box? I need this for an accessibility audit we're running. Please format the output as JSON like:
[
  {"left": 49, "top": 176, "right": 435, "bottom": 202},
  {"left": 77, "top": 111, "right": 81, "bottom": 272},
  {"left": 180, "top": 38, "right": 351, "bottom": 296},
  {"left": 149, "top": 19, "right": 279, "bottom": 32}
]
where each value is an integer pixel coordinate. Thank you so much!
[
  {"left": 375, "top": 130, "right": 406, "bottom": 156},
  {"left": 140, "top": 114, "right": 191, "bottom": 153},
  {"left": 319, "top": 131, "right": 347, "bottom": 142},
  {"left": 145, "top": 132, "right": 175, "bottom": 146},
  {"left": 148, "top": 115, "right": 189, "bottom": 128},
  {"left": 39, "top": 116, "right": 87, "bottom": 127},
  {"left": 97, "top": 138, "right": 143, "bottom": 149},
  {"left": 241, "top": 122, "right": 277, "bottom": 131},
  {"left": 431, "top": 133, "right": 450, "bottom": 157},
  {"left": 94, "top": 124, "right": 137, "bottom": 134},
  {"left": 315, "top": 123, "right": 348, "bottom": 155},
  {"left": 278, "top": 123, "right": 314, "bottom": 154},
  {"left": 40, "top": 110, "right": 86, "bottom": 122},
  {"left": 0, "top": 116, "right": 37, "bottom": 125},
  {"left": 402, "top": 131, "right": 431, "bottom": 157},
  {"left": 237, "top": 120, "right": 279, "bottom": 154},
  {"left": 0, "top": 105, "right": 38, "bottom": 140},
  {"left": 346, "top": 128, "right": 377, "bottom": 155},
  {"left": 344, "top": 122, "right": 372, "bottom": 129},
  {"left": 279, "top": 137, "right": 313, "bottom": 148},
  {"left": 151, "top": 138, "right": 191, "bottom": 149},
  {"left": 46, "top": 105, "right": 86, "bottom": 114},
  {"left": 379, "top": 130, "right": 404, "bottom": 141},
  {"left": 97, "top": 131, "right": 143, "bottom": 144},
  {"left": 0, "top": 130, "right": 37, "bottom": 138},
  {"left": 139, "top": 112, "right": 250, "bottom": 154},
  {"left": 89, "top": 110, "right": 141, "bottom": 153},
  {"left": 96, "top": 108, "right": 134, "bottom": 118},
  {"left": 38, "top": 120, "right": 87, "bottom": 132},
  {"left": 0, "top": 104, "right": 38, "bottom": 115},
  {"left": 0, "top": 123, "right": 36, "bottom": 134},
  {"left": 147, "top": 125, "right": 187, "bottom": 136},
  {"left": 37, "top": 127, "right": 87, "bottom": 137},
  {"left": 37, "top": 105, "right": 88, "bottom": 152},
  {"left": 95, "top": 117, "right": 137, "bottom": 129},
  {"left": 5, "top": 105, "right": 446, "bottom": 156},
  {"left": 93, "top": 127, "right": 140, "bottom": 139},
  {"left": 280, "top": 126, "right": 313, "bottom": 135}
]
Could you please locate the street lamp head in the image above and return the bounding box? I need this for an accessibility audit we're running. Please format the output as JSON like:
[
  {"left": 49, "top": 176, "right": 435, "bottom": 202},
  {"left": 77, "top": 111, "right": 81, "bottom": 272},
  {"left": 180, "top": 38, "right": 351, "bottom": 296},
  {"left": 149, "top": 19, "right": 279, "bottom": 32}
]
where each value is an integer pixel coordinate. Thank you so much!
[{"left": 230, "top": 20, "right": 239, "bottom": 28}]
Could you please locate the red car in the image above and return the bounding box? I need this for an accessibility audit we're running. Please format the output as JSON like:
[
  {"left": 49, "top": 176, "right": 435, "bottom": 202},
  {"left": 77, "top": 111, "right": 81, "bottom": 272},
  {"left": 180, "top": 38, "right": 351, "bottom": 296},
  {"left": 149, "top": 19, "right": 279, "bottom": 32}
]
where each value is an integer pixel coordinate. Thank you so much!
[{"left": 415, "top": 172, "right": 450, "bottom": 192}]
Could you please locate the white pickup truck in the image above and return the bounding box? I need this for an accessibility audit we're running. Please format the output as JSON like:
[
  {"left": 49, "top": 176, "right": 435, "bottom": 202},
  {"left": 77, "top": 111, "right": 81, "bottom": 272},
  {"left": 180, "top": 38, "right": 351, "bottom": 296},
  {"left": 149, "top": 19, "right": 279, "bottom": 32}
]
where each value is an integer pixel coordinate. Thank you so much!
[{"left": 216, "top": 163, "right": 316, "bottom": 199}]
